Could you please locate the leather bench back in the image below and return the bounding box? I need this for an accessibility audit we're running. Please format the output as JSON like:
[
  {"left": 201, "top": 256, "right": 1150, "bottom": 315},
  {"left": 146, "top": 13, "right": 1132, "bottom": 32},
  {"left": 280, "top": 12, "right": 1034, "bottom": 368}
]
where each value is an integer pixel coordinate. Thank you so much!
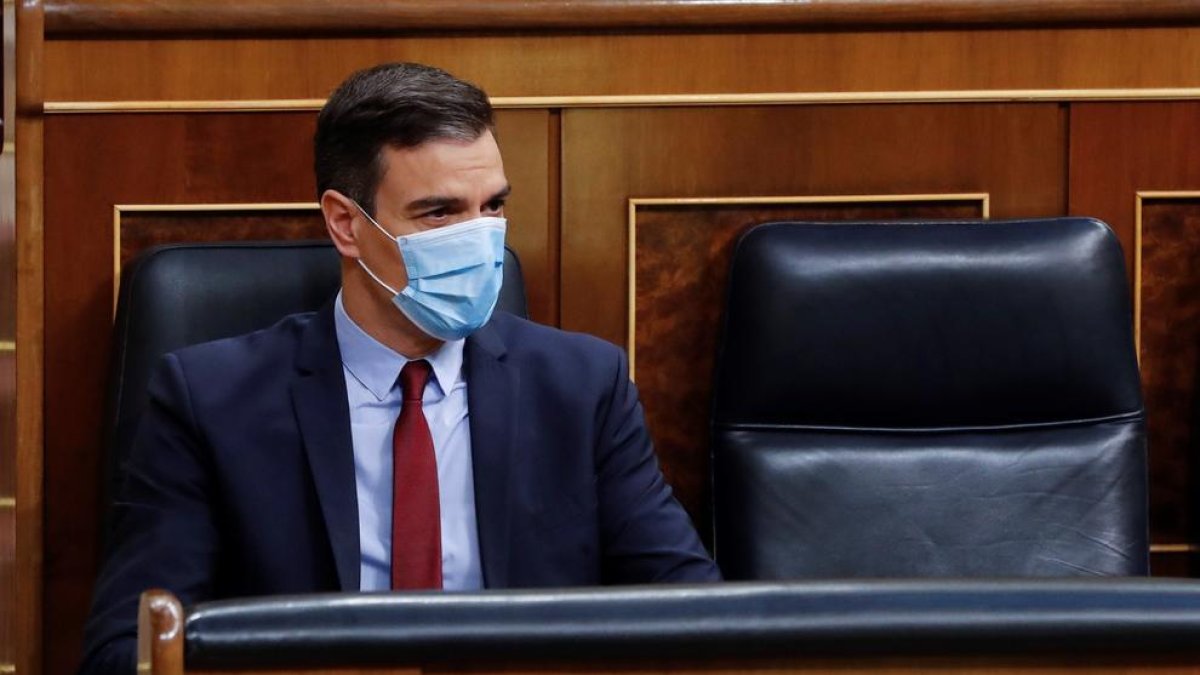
[{"left": 711, "top": 219, "right": 1147, "bottom": 578}]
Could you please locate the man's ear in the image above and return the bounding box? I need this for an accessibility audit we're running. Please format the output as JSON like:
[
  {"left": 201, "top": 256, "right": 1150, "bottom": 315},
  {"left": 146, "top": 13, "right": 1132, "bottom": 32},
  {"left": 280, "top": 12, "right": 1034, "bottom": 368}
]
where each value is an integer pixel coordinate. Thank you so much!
[{"left": 321, "top": 189, "right": 361, "bottom": 258}]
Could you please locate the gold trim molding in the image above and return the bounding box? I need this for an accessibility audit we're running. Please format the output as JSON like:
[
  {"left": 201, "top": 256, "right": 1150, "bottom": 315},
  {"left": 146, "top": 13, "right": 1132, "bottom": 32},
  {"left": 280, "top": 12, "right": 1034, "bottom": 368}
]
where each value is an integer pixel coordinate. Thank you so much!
[
  {"left": 626, "top": 193, "right": 990, "bottom": 379},
  {"left": 1152, "top": 543, "right": 1200, "bottom": 554},
  {"left": 0, "top": 497, "right": 14, "bottom": 509},
  {"left": 1133, "top": 191, "right": 1200, "bottom": 356},
  {"left": 111, "top": 202, "right": 322, "bottom": 314},
  {"left": 44, "top": 88, "right": 1200, "bottom": 115},
  {"left": 0, "top": 339, "right": 14, "bottom": 352},
  {"left": 0, "top": 663, "right": 15, "bottom": 674}
]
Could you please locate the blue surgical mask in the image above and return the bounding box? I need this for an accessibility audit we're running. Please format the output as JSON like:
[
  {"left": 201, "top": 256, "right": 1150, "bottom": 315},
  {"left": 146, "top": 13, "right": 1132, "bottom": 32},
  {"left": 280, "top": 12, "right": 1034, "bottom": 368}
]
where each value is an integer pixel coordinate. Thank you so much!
[{"left": 354, "top": 203, "right": 507, "bottom": 341}]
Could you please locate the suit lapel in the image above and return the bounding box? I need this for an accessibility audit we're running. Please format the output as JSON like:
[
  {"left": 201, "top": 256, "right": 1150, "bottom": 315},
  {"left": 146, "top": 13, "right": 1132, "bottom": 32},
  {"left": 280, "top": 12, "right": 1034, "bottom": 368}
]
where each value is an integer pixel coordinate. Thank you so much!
[
  {"left": 290, "top": 304, "right": 360, "bottom": 591},
  {"left": 466, "top": 318, "right": 519, "bottom": 588}
]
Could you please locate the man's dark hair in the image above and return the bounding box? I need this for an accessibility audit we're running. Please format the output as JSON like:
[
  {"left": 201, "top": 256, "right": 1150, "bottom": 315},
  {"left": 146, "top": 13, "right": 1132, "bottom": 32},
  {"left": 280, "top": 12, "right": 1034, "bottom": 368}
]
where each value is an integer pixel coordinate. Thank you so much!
[{"left": 314, "top": 62, "right": 494, "bottom": 215}]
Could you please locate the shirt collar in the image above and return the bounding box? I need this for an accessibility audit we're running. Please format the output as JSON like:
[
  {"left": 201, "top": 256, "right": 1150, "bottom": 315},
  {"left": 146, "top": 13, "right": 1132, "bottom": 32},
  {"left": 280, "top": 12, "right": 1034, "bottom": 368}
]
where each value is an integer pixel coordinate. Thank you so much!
[{"left": 334, "top": 291, "right": 465, "bottom": 402}]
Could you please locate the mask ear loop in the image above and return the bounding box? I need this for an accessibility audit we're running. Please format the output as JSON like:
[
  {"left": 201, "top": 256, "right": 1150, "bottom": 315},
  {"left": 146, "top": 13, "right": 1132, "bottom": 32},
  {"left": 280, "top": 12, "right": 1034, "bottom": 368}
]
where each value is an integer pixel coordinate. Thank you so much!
[
  {"left": 350, "top": 199, "right": 404, "bottom": 296},
  {"left": 352, "top": 200, "right": 397, "bottom": 241},
  {"left": 356, "top": 258, "right": 401, "bottom": 296}
]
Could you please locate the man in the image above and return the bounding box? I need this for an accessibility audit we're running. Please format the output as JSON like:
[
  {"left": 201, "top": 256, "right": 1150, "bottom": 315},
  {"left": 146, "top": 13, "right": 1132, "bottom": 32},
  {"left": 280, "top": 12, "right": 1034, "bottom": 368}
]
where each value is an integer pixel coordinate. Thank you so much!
[{"left": 79, "top": 63, "right": 720, "bottom": 674}]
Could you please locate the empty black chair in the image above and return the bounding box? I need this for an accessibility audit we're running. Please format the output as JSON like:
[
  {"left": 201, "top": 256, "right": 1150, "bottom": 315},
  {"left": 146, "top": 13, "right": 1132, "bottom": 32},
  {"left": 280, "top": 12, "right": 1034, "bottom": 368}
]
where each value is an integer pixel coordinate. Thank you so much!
[
  {"left": 103, "top": 240, "right": 527, "bottom": 539},
  {"left": 712, "top": 218, "right": 1147, "bottom": 578}
]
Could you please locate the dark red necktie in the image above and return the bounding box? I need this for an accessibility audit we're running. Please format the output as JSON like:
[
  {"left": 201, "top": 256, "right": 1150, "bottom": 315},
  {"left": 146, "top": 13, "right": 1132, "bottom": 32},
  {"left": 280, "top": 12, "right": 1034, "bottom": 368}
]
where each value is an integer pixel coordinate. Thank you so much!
[{"left": 391, "top": 359, "right": 442, "bottom": 590}]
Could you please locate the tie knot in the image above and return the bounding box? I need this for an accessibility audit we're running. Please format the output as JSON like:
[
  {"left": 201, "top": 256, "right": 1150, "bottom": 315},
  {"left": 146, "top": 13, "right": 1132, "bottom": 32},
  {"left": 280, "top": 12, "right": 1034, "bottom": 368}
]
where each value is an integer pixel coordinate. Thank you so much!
[{"left": 399, "top": 360, "right": 432, "bottom": 403}]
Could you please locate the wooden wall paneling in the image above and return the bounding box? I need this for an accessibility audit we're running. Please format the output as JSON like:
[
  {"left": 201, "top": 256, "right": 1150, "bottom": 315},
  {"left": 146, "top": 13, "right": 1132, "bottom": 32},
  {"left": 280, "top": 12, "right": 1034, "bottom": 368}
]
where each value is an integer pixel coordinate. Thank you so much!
[
  {"left": 42, "top": 114, "right": 319, "bottom": 675},
  {"left": 1137, "top": 196, "right": 1200, "bottom": 578},
  {"left": 40, "top": 26, "right": 1200, "bottom": 105},
  {"left": 39, "top": 0, "right": 1200, "bottom": 35},
  {"left": 561, "top": 102, "right": 1066, "bottom": 540},
  {"left": 1068, "top": 102, "right": 1200, "bottom": 575},
  {"left": 562, "top": 103, "right": 1066, "bottom": 346},
  {"left": 15, "top": 0, "right": 44, "bottom": 673},
  {"left": 631, "top": 197, "right": 987, "bottom": 540},
  {"left": 118, "top": 207, "right": 328, "bottom": 265},
  {"left": 0, "top": 501, "right": 10, "bottom": 675},
  {"left": 493, "top": 110, "right": 553, "bottom": 326},
  {"left": 42, "top": 113, "right": 305, "bottom": 675},
  {"left": 0, "top": 338, "right": 12, "bottom": 671},
  {"left": 40, "top": 108, "right": 550, "bottom": 675},
  {"left": 1069, "top": 103, "right": 1200, "bottom": 275},
  {"left": 0, "top": 0, "right": 16, "bottom": 667}
]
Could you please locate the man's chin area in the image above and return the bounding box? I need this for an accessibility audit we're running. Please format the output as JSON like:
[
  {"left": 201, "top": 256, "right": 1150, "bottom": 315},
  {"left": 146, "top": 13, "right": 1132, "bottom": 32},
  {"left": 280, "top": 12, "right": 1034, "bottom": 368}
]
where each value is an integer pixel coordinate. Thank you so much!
[{"left": 388, "top": 316, "right": 445, "bottom": 358}]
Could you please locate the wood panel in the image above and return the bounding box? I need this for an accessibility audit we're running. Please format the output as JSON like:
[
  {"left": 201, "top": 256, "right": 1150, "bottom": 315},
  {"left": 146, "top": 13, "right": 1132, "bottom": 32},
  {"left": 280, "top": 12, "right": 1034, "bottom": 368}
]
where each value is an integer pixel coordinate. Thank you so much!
[
  {"left": 562, "top": 103, "right": 1066, "bottom": 348},
  {"left": 492, "top": 112, "right": 553, "bottom": 326},
  {"left": 0, "top": 350, "right": 12, "bottom": 673},
  {"left": 0, "top": 508, "right": 9, "bottom": 675},
  {"left": 1070, "top": 103, "right": 1200, "bottom": 275},
  {"left": 15, "top": 0, "right": 45, "bottom": 673},
  {"left": 40, "top": 0, "right": 1200, "bottom": 35},
  {"left": 0, "top": 349, "right": 11, "bottom": 671},
  {"left": 42, "top": 26, "right": 1200, "bottom": 103},
  {"left": 1138, "top": 196, "right": 1200, "bottom": 577},
  {"left": 0, "top": 0, "right": 16, "bottom": 670},
  {"left": 633, "top": 198, "right": 986, "bottom": 541},
  {"left": 1068, "top": 102, "right": 1200, "bottom": 575},
  {"left": 119, "top": 209, "right": 326, "bottom": 266},
  {"left": 40, "top": 109, "right": 551, "bottom": 675}
]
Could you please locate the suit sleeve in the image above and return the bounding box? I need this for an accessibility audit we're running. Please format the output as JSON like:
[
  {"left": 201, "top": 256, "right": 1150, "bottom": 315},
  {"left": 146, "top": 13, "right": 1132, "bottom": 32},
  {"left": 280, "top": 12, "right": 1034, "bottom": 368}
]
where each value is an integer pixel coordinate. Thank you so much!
[
  {"left": 593, "top": 346, "right": 722, "bottom": 584},
  {"left": 78, "top": 353, "right": 222, "bottom": 675}
]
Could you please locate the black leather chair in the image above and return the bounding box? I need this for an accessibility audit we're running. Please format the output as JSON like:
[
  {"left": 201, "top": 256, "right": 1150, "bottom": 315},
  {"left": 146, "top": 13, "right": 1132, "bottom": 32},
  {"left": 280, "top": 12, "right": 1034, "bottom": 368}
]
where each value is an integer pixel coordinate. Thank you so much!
[
  {"left": 103, "top": 240, "right": 527, "bottom": 546},
  {"left": 712, "top": 218, "right": 1147, "bottom": 579}
]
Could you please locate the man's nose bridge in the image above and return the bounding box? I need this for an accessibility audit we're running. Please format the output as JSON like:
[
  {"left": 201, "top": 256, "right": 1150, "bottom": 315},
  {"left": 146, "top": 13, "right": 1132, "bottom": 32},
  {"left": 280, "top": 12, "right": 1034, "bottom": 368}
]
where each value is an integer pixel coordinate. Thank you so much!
[{"left": 456, "top": 205, "right": 485, "bottom": 222}]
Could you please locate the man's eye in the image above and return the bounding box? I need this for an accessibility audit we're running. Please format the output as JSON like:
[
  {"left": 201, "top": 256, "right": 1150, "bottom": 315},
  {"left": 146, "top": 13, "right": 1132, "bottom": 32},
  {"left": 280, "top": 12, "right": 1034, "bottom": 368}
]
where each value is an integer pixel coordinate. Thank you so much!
[
  {"left": 485, "top": 200, "right": 506, "bottom": 213},
  {"left": 424, "top": 209, "right": 449, "bottom": 219}
]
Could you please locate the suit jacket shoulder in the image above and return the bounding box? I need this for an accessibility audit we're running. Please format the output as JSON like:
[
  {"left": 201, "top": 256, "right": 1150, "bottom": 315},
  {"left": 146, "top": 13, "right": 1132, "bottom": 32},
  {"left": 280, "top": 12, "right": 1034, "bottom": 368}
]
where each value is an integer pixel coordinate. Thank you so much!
[{"left": 169, "top": 310, "right": 323, "bottom": 409}]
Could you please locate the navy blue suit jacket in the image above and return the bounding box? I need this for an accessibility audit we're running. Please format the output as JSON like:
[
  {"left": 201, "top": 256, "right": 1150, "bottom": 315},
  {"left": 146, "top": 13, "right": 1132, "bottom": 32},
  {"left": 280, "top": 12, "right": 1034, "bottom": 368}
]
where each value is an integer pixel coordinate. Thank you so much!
[{"left": 80, "top": 306, "right": 720, "bottom": 674}]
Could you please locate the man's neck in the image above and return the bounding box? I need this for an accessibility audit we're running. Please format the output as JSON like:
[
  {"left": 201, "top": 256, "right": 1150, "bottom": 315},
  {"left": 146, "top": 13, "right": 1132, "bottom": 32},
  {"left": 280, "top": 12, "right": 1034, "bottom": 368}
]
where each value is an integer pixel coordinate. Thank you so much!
[{"left": 340, "top": 264, "right": 443, "bottom": 359}]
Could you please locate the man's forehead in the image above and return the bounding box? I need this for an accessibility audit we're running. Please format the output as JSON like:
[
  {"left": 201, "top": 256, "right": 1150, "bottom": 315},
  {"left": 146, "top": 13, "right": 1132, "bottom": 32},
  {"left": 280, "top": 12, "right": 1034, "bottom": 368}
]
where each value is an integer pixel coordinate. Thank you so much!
[
  {"left": 378, "top": 132, "right": 507, "bottom": 199},
  {"left": 384, "top": 131, "right": 501, "bottom": 168}
]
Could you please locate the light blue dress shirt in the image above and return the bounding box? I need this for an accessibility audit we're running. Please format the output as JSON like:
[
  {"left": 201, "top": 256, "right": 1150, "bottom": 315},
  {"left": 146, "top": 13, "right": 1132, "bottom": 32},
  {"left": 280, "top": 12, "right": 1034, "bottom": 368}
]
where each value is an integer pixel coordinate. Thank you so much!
[{"left": 333, "top": 292, "right": 483, "bottom": 591}]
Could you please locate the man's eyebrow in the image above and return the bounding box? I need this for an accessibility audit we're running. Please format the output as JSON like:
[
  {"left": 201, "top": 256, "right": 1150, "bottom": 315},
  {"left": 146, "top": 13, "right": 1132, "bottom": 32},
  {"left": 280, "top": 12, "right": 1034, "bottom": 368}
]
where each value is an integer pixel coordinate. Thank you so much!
[
  {"left": 404, "top": 185, "right": 511, "bottom": 214},
  {"left": 405, "top": 195, "right": 463, "bottom": 213}
]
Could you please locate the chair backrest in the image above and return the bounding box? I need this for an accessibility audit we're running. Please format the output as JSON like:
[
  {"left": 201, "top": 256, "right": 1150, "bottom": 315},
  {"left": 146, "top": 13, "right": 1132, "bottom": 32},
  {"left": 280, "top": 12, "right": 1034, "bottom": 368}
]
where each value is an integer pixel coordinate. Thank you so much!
[
  {"left": 103, "top": 240, "right": 527, "bottom": 534},
  {"left": 711, "top": 218, "right": 1147, "bottom": 578}
]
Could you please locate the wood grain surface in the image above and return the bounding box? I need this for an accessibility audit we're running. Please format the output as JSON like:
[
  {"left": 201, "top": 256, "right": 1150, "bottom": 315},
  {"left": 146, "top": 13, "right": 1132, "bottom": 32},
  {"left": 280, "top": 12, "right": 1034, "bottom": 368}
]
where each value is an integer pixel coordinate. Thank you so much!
[
  {"left": 1068, "top": 102, "right": 1200, "bottom": 575},
  {"left": 561, "top": 103, "right": 1066, "bottom": 348},
  {"left": 1137, "top": 197, "right": 1200, "bottom": 577},
  {"left": 40, "top": 0, "right": 1200, "bottom": 35},
  {"left": 15, "top": 1, "right": 45, "bottom": 674},
  {"left": 118, "top": 211, "right": 328, "bottom": 265},
  {"left": 138, "top": 590, "right": 182, "bottom": 675},
  {"left": 0, "top": 0, "right": 17, "bottom": 666},
  {"left": 42, "top": 27, "right": 1200, "bottom": 103}
]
